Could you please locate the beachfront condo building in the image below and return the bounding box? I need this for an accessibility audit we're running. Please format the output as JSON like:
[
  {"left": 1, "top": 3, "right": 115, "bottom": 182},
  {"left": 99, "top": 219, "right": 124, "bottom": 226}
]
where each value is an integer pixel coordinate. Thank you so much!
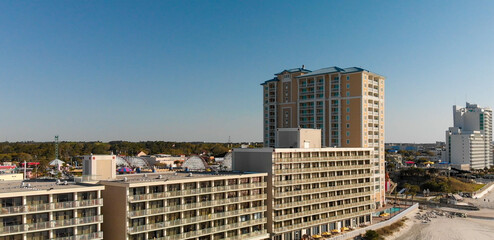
[
  {"left": 233, "top": 129, "right": 375, "bottom": 240},
  {"left": 0, "top": 181, "right": 104, "bottom": 240},
  {"left": 445, "top": 102, "right": 493, "bottom": 170},
  {"left": 99, "top": 172, "right": 269, "bottom": 240},
  {"left": 261, "top": 66, "right": 386, "bottom": 207}
]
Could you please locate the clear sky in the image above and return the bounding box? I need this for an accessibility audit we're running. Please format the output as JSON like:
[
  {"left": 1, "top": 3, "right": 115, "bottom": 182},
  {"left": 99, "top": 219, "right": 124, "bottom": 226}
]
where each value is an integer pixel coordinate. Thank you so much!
[{"left": 1, "top": 0, "right": 494, "bottom": 143}]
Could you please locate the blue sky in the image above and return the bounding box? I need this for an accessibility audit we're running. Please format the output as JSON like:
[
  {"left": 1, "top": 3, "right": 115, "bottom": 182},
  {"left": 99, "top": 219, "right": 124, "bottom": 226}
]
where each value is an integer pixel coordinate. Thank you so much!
[{"left": 1, "top": 0, "right": 494, "bottom": 143}]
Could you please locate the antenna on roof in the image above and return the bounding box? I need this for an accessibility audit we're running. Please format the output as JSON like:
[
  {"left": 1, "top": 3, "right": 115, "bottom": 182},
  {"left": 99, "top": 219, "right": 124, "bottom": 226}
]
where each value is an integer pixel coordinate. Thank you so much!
[{"left": 302, "top": 65, "right": 305, "bottom": 69}]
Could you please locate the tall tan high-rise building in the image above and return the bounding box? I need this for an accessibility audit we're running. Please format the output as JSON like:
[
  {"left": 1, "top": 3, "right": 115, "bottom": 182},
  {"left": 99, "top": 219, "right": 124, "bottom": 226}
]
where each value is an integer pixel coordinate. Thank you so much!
[{"left": 262, "top": 66, "right": 385, "bottom": 206}]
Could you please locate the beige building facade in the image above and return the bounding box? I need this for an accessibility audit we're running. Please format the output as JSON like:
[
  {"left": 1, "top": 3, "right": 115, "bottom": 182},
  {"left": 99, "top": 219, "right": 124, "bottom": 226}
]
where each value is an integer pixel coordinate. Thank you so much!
[
  {"left": 233, "top": 147, "right": 375, "bottom": 240},
  {"left": 83, "top": 154, "right": 117, "bottom": 181},
  {"left": 262, "top": 66, "right": 385, "bottom": 206},
  {"left": 0, "top": 181, "right": 104, "bottom": 240},
  {"left": 100, "top": 172, "right": 269, "bottom": 240}
]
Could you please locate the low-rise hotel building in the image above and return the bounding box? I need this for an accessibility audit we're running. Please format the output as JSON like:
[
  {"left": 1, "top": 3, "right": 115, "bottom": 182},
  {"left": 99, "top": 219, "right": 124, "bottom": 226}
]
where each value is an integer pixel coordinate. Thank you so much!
[
  {"left": 0, "top": 180, "right": 104, "bottom": 240},
  {"left": 233, "top": 129, "right": 375, "bottom": 240},
  {"left": 99, "top": 172, "right": 270, "bottom": 240}
]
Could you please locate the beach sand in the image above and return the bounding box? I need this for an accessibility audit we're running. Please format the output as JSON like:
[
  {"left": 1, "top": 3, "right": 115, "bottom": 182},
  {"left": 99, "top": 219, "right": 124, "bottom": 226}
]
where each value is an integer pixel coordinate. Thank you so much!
[
  {"left": 390, "top": 215, "right": 494, "bottom": 240},
  {"left": 389, "top": 186, "right": 494, "bottom": 240}
]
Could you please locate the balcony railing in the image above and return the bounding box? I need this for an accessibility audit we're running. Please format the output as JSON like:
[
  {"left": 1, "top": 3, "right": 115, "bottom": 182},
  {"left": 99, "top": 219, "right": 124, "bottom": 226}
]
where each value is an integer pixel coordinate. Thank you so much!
[
  {"left": 0, "top": 216, "right": 102, "bottom": 235},
  {"left": 273, "top": 173, "right": 373, "bottom": 186},
  {"left": 276, "top": 181, "right": 373, "bottom": 199},
  {"left": 0, "top": 199, "right": 103, "bottom": 216},
  {"left": 129, "top": 218, "right": 267, "bottom": 235},
  {"left": 274, "top": 155, "right": 370, "bottom": 163},
  {"left": 273, "top": 164, "right": 373, "bottom": 174},
  {"left": 273, "top": 209, "right": 374, "bottom": 233},
  {"left": 52, "top": 231, "right": 103, "bottom": 240},
  {"left": 128, "top": 183, "right": 267, "bottom": 201},
  {"left": 273, "top": 197, "right": 373, "bottom": 221}
]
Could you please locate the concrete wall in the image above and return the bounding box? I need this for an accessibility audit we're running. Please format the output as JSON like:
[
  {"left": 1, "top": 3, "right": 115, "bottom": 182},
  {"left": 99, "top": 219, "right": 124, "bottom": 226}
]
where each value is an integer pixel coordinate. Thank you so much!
[
  {"left": 276, "top": 128, "right": 321, "bottom": 148},
  {"left": 329, "top": 203, "right": 419, "bottom": 240},
  {"left": 232, "top": 150, "right": 273, "bottom": 174},
  {"left": 101, "top": 184, "right": 128, "bottom": 240},
  {"left": 0, "top": 173, "right": 23, "bottom": 181},
  {"left": 83, "top": 155, "right": 116, "bottom": 181}
]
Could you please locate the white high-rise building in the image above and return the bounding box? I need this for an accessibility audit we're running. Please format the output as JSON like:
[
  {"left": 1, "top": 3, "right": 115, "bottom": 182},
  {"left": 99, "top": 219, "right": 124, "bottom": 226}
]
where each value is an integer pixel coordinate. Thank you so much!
[{"left": 445, "top": 102, "right": 493, "bottom": 170}]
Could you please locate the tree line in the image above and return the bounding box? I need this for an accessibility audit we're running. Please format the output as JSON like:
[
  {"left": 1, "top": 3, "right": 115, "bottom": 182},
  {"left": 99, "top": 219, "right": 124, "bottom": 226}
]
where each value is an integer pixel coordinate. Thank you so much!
[{"left": 0, "top": 141, "right": 262, "bottom": 166}]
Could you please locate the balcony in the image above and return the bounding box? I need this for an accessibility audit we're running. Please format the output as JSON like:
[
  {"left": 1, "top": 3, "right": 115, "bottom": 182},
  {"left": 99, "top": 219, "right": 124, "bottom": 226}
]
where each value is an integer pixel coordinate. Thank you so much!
[
  {"left": 274, "top": 155, "right": 370, "bottom": 163},
  {"left": 0, "top": 199, "right": 103, "bottom": 216},
  {"left": 273, "top": 173, "right": 374, "bottom": 187},
  {"left": 128, "top": 182, "right": 267, "bottom": 202},
  {"left": 273, "top": 209, "right": 374, "bottom": 233},
  {"left": 273, "top": 192, "right": 373, "bottom": 212},
  {"left": 52, "top": 231, "right": 103, "bottom": 240},
  {"left": 0, "top": 216, "right": 102, "bottom": 235},
  {"left": 274, "top": 183, "right": 373, "bottom": 201},
  {"left": 274, "top": 164, "right": 374, "bottom": 174},
  {"left": 129, "top": 218, "right": 267, "bottom": 236}
]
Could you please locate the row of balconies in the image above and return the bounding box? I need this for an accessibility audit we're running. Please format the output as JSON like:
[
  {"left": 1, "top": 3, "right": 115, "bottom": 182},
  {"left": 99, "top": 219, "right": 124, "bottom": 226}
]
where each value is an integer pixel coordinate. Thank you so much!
[
  {"left": 274, "top": 156, "right": 370, "bottom": 163},
  {"left": 51, "top": 231, "right": 103, "bottom": 240},
  {"left": 273, "top": 164, "right": 373, "bottom": 174},
  {"left": 129, "top": 213, "right": 265, "bottom": 234},
  {"left": 274, "top": 182, "right": 373, "bottom": 198},
  {"left": 0, "top": 215, "right": 103, "bottom": 235},
  {"left": 272, "top": 209, "right": 374, "bottom": 234},
  {"left": 367, "top": 80, "right": 379, "bottom": 86},
  {"left": 129, "top": 194, "right": 266, "bottom": 215},
  {"left": 144, "top": 230, "right": 269, "bottom": 240},
  {"left": 129, "top": 204, "right": 266, "bottom": 220},
  {"left": 128, "top": 182, "right": 267, "bottom": 201},
  {"left": 128, "top": 218, "right": 266, "bottom": 236},
  {"left": 273, "top": 198, "right": 373, "bottom": 221},
  {"left": 274, "top": 190, "right": 372, "bottom": 210},
  {"left": 0, "top": 199, "right": 103, "bottom": 216},
  {"left": 273, "top": 173, "right": 373, "bottom": 186}
]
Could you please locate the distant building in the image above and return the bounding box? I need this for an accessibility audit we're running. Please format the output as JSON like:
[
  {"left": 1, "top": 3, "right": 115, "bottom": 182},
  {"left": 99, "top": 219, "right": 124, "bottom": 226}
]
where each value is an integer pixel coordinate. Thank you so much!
[
  {"left": 214, "top": 152, "right": 233, "bottom": 171},
  {"left": 445, "top": 103, "right": 493, "bottom": 170},
  {"left": 182, "top": 156, "right": 209, "bottom": 171},
  {"left": 136, "top": 151, "right": 147, "bottom": 157},
  {"left": 146, "top": 154, "right": 186, "bottom": 167}
]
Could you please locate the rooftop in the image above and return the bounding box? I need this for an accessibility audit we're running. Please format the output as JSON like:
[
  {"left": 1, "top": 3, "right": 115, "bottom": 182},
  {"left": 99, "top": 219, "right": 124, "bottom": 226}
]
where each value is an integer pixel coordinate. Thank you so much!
[
  {"left": 274, "top": 68, "right": 311, "bottom": 75},
  {"left": 233, "top": 147, "right": 374, "bottom": 153},
  {"left": 101, "top": 171, "right": 266, "bottom": 186},
  {"left": 296, "top": 66, "right": 371, "bottom": 78},
  {"left": 0, "top": 179, "right": 102, "bottom": 195}
]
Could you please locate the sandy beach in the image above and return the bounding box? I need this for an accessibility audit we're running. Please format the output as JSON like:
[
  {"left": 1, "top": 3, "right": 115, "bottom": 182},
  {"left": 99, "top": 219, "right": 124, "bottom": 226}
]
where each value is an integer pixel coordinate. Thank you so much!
[
  {"left": 388, "top": 185, "right": 494, "bottom": 240},
  {"left": 388, "top": 212, "right": 494, "bottom": 240}
]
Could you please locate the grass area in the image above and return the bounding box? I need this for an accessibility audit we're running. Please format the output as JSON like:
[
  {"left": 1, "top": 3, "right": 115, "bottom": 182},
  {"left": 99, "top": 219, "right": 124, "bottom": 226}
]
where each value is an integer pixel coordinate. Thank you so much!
[
  {"left": 375, "top": 217, "right": 407, "bottom": 237},
  {"left": 446, "top": 177, "right": 484, "bottom": 192}
]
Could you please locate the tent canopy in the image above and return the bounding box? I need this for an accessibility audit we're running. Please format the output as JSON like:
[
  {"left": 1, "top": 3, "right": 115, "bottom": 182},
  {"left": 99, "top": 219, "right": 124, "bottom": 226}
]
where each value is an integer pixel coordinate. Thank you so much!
[{"left": 49, "top": 159, "right": 65, "bottom": 166}]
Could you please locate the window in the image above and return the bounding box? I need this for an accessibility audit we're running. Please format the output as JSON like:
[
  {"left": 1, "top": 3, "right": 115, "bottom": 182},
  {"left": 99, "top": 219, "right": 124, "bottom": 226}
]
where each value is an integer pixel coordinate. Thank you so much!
[
  {"left": 346, "top": 132, "right": 350, "bottom": 136},
  {"left": 346, "top": 107, "right": 350, "bottom": 113},
  {"left": 346, "top": 84, "right": 350, "bottom": 88},
  {"left": 346, "top": 76, "right": 350, "bottom": 80},
  {"left": 346, "top": 91, "right": 350, "bottom": 97},
  {"left": 346, "top": 100, "right": 350, "bottom": 104},
  {"left": 346, "top": 116, "right": 350, "bottom": 121},
  {"left": 346, "top": 124, "right": 350, "bottom": 128},
  {"left": 347, "top": 140, "right": 350, "bottom": 144}
]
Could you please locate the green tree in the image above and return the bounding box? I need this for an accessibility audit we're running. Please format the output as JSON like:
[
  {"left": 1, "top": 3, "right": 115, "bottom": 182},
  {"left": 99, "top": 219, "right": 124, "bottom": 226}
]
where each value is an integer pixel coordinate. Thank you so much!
[{"left": 364, "top": 230, "right": 381, "bottom": 240}]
